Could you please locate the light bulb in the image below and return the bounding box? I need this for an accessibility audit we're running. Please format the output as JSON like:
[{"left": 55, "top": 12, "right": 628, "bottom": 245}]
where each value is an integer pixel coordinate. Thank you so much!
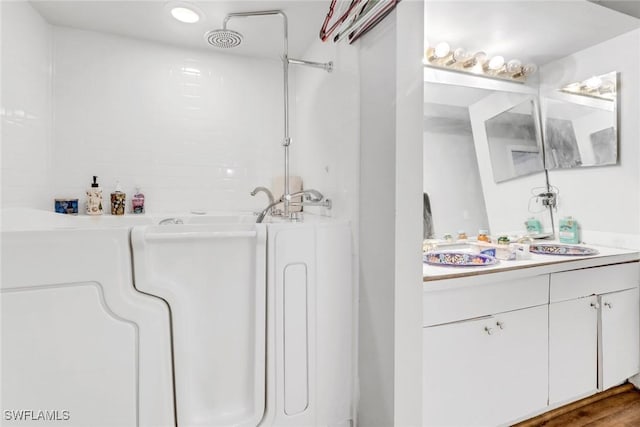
[
  {"left": 599, "top": 80, "right": 615, "bottom": 93},
  {"left": 487, "top": 55, "right": 505, "bottom": 71},
  {"left": 463, "top": 51, "right": 486, "bottom": 68},
  {"left": 506, "top": 59, "right": 522, "bottom": 74},
  {"left": 453, "top": 48, "right": 471, "bottom": 62},
  {"left": 584, "top": 76, "right": 603, "bottom": 90},
  {"left": 522, "top": 63, "right": 538, "bottom": 76},
  {"left": 433, "top": 42, "right": 451, "bottom": 59},
  {"left": 445, "top": 48, "right": 470, "bottom": 65}
]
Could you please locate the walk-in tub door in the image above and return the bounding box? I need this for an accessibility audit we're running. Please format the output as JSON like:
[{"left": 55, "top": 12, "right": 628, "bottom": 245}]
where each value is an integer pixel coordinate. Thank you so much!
[{"left": 131, "top": 223, "right": 267, "bottom": 427}]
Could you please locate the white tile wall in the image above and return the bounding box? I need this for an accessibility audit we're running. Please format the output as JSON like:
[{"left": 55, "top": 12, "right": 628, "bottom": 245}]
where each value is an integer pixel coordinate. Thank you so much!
[
  {"left": 290, "top": 37, "right": 360, "bottom": 225},
  {"left": 2, "top": 6, "right": 363, "bottom": 218},
  {"left": 1, "top": 2, "right": 52, "bottom": 210},
  {"left": 51, "top": 27, "right": 284, "bottom": 214}
]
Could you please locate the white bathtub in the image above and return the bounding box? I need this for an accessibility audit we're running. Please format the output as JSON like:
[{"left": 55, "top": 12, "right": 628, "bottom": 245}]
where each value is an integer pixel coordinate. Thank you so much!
[
  {"left": 0, "top": 210, "right": 175, "bottom": 427},
  {"left": 1, "top": 208, "right": 354, "bottom": 427}
]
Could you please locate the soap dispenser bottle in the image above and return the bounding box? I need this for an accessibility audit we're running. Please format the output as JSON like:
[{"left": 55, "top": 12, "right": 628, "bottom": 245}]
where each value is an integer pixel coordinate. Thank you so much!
[
  {"left": 131, "top": 187, "right": 145, "bottom": 214},
  {"left": 86, "top": 176, "right": 103, "bottom": 215},
  {"left": 559, "top": 216, "right": 580, "bottom": 244},
  {"left": 525, "top": 217, "right": 542, "bottom": 235},
  {"left": 110, "top": 181, "right": 126, "bottom": 216}
]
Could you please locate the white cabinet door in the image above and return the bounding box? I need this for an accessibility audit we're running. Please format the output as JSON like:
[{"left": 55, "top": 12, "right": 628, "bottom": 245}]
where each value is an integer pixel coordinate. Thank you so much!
[
  {"left": 492, "top": 305, "right": 548, "bottom": 425},
  {"left": 600, "top": 287, "right": 640, "bottom": 390},
  {"left": 423, "top": 305, "right": 548, "bottom": 427},
  {"left": 549, "top": 296, "right": 598, "bottom": 405}
]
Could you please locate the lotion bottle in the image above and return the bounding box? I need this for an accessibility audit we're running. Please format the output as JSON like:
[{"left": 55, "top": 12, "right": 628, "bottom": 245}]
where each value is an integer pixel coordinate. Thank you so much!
[
  {"left": 86, "top": 176, "right": 103, "bottom": 215},
  {"left": 132, "top": 187, "right": 145, "bottom": 214},
  {"left": 110, "top": 181, "right": 126, "bottom": 216}
]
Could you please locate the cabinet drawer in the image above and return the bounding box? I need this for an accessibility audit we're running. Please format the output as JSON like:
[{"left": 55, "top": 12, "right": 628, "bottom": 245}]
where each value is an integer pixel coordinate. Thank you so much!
[
  {"left": 550, "top": 262, "right": 640, "bottom": 303},
  {"left": 423, "top": 275, "right": 548, "bottom": 327}
]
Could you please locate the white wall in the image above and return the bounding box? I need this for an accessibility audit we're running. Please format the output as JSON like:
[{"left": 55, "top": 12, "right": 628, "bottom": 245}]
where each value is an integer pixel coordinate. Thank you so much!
[
  {"left": 290, "top": 32, "right": 361, "bottom": 423},
  {"left": 1, "top": 2, "right": 52, "bottom": 210},
  {"left": 540, "top": 29, "right": 640, "bottom": 249},
  {"left": 291, "top": 37, "right": 360, "bottom": 224},
  {"left": 358, "top": 2, "right": 423, "bottom": 425},
  {"left": 358, "top": 16, "right": 396, "bottom": 425},
  {"left": 50, "top": 27, "right": 284, "bottom": 214}
]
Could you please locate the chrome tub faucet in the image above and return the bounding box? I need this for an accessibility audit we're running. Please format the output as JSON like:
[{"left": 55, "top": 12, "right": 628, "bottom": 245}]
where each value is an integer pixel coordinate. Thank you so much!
[{"left": 255, "top": 189, "right": 332, "bottom": 223}]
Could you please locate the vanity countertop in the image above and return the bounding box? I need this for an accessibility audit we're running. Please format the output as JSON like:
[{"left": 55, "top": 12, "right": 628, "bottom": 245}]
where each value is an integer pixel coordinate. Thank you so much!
[{"left": 423, "top": 243, "right": 640, "bottom": 289}]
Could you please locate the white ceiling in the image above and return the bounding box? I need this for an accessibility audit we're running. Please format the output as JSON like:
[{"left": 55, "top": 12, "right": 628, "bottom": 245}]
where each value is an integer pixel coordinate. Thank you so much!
[
  {"left": 30, "top": 0, "right": 330, "bottom": 59},
  {"left": 29, "top": 0, "right": 640, "bottom": 66},
  {"left": 589, "top": 0, "right": 640, "bottom": 19},
  {"left": 425, "top": 0, "right": 640, "bottom": 68}
]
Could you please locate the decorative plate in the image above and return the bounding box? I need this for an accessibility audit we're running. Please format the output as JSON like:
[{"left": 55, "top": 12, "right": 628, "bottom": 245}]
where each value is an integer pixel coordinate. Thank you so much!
[
  {"left": 529, "top": 244, "right": 599, "bottom": 256},
  {"left": 423, "top": 251, "right": 498, "bottom": 267}
]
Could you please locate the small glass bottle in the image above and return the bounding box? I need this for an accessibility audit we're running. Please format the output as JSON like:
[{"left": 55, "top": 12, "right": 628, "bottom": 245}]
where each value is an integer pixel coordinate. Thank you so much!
[
  {"left": 497, "top": 235, "right": 511, "bottom": 245},
  {"left": 477, "top": 229, "right": 491, "bottom": 243},
  {"left": 457, "top": 230, "right": 468, "bottom": 241}
]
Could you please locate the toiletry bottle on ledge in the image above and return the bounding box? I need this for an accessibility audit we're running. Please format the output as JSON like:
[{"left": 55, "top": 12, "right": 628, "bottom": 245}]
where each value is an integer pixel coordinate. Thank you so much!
[
  {"left": 86, "top": 176, "right": 103, "bottom": 215},
  {"left": 559, "top": 216, "right": 580, "bottom": 244},
  {"left": 477, "top": 229, "right": 491, "bottom": 243},
  {"left": 110, "top": 182, "right": 126, "bottom": 216},
  {"left": 525, "top": 217, "right": 542, "bottom": 235},
  {"left": 132, "top": 187, "right": 145, "bottom": 214}
]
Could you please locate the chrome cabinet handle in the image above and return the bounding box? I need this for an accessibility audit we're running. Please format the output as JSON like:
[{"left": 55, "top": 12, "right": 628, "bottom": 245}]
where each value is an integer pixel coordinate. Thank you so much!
[
  {"left": 604, "top": 302, "right": 613, "bottom": 309},
  {"left": 590, "top": 302, "right": 600, "bottom": 309},
  {"left": 484, "top": 326, "right": 493, "bottom": 335},
  {"left": 496, "top": 321, "right": 504, "bottom": 330}
]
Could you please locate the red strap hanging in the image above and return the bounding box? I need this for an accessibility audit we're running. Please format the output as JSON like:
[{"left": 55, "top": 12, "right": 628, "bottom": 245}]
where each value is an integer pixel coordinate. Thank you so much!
[
  {"left": 319, "top": 0, "right": 364, "bottom": 42},
  {"left": 319, "top": 0, "right": 401, "bottom": 44}
]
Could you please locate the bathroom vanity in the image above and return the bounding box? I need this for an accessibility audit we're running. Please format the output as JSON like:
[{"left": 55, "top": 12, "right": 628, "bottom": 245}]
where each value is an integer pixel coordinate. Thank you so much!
[{"left": 421, "top": 246, "right": 640, "bottom": 427}]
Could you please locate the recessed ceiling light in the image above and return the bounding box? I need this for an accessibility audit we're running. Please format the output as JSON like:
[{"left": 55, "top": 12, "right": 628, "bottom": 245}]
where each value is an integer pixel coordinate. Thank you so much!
[{"left": 168, "top": 3, "right": 201, "bottom": 23}]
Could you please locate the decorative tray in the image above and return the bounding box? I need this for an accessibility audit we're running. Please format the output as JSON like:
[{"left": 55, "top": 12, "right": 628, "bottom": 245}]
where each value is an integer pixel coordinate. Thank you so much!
[
  {"left": 423, "top": 251, "right": 498, "bottom": 267},
  {"left": 529, "top": 244, "right": 599, "bottom": 256}
]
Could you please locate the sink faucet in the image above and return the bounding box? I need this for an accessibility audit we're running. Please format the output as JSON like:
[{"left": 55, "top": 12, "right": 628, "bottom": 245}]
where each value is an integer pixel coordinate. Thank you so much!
[
  {"left": 255, "top": 189, "right": 331, "bottom": 223},
  {"left": 250, "top": 186, "right": 274, "bottom": 205}
]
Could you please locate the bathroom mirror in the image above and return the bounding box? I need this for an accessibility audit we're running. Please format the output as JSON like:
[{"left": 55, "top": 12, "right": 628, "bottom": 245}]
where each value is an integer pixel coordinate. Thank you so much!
[
  {"left": 484, "top": 99, "right": 544, "bottom": 182},
  {"left": 423, "top": 82, "right": 490, "bottom": 238},
  {"left": 423, "top": 80, "right": 552, "bottom": 238},
  {"left": 540, "top": 71, "right": 618, "bottom": 169}
]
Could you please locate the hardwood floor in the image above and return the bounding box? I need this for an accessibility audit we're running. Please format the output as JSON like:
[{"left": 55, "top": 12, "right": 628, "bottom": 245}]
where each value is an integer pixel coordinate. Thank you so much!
[{"left": 514, "top": 384, "right": 640, "bottom": 426}]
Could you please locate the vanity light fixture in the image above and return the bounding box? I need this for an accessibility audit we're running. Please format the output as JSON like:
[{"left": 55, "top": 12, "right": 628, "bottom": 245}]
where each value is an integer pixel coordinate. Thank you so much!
[
  {"left": 424, "top": 41, "right": 537, "bottom": 83},
  {"left": 167, "top": 2, "right": 202, "bottom": 23},
  {"left": 560, "top": 72, "right": 616, "bottom": 101}
]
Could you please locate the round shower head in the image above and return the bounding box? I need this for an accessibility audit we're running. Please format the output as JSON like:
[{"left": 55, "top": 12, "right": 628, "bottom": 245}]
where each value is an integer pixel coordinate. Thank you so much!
[{"left": 205, "top": 29, "right": 243, "bottom": 48}]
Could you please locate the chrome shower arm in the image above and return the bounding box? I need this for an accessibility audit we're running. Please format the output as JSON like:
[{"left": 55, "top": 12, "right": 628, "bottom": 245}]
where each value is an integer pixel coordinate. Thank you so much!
[
  {"left": 288, "top": 58, "right": 333, "bottom": 72},
  {"left": 222, "top": 10, "right": 288, "bottom": 56}
]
